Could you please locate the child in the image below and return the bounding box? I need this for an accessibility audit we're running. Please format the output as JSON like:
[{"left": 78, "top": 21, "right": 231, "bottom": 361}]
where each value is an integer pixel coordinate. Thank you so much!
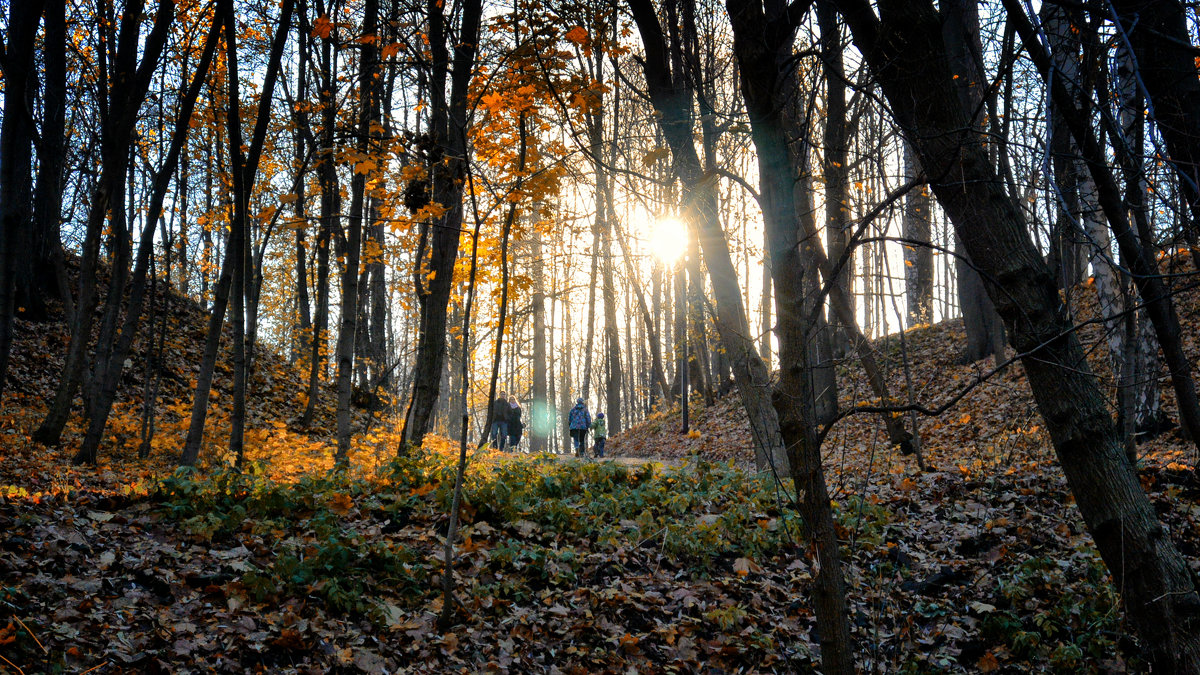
[{"left": 591, "top": 413, "right": 608, "bottom": 458}]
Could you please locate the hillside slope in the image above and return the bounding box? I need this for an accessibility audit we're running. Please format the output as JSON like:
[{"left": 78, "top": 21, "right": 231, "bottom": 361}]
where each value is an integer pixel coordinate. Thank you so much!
[
  {"left": 600, "top": 270, "right": 1200, "bottom": 670},
  {"left": 613, "top": 271, "right": 1200, "bottom": 474},
  {"left": 0, "top": 262, "right": 376, "bottom": 490}
]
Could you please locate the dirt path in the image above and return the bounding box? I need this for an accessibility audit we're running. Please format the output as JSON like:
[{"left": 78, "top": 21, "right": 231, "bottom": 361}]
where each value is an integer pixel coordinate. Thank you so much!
[{"left": 535, "top": 452, "right": 678, "bottom": 468}]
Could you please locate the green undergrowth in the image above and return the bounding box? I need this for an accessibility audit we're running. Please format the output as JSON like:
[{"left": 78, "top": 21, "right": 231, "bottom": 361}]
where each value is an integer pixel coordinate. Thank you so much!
[
  {"left": 155, "top": 451, "right": 834, "bottom": 623},
  {"left": 983, "top": 554, "right": 1129, "bottom": 672},
  {"left": 151, "top": 453, "right": 1132, "bottom": 672}
]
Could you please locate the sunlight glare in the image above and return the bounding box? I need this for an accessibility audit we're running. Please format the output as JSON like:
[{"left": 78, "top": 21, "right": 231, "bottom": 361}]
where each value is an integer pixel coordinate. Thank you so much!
[{"left": 649, "top": 216, "right": 688, "bottom": 264}]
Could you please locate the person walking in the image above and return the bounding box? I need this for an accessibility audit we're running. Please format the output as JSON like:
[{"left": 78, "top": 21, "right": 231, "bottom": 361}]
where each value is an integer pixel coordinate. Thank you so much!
[
  {"left": 490, "top": 391, "right": 510, "bottom": 451},
  {"left": 507, "top": 395, "right": 524, "bottom": 451},
  {"left": 591, "top": 412, "right": 608, "bottom": 458},
  {"left": 567, "top": 398, "right": 591, "bottom": 456}
]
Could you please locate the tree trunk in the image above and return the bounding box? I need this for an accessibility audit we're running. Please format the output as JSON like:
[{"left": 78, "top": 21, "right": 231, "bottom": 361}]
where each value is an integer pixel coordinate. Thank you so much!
[
  {"left": 32, "top": 0, "right": 68, "bottom": 315},
  {"left": 402, "top": 0, "right": 484, "bottom": 448},
  {"left": 902, "top": 144, "right": 933, "bottom": 324},
  {"left": 601, "top": 221, "right": 623, "bottom": 433},
  {"left": 355, "top": 270, "right": 371, "bottom": 389},
  {"left": 1042, "top": 5, "right": 1125, "bottom": 370},
  {"left": 628, "top": 0, "right": 788, "bottom": 472},
  {"left": 725, "top": 4, "right": 857, "bottom": 671},
  {"left": 595, "top": 33, "right": 623, "bottom": 433},
  {"left": 438, "top": 122, "right": 486, "bottom": 630},
  {"left": 74, "top": 12, "right": 222, "bottom": 464},
  {"left": 759, "top": 251, "right": 772, "bottom": 369},
  {"left": 289, "top": 6, "right": 313, "bottom": 366},
  {"left": 180, "top": 221, "right": 235, "bottom": 465},
  {"left": 302, "top": 23, "right": 338, "bottom": 428},
  {"left": 1008, "top": 0, "right": 1200, "bottom": 450},
  {"left": 334, "top": 0, "right": 378, "bottom": 465},
  {"left": 1107, "top": 0, "right": 1200, "bottom": 244},
  {"left": 35, "top": 0, "right": 176, "bottom": 447},
  {"left": 673, "top": 265, "right": 686, "bottom": 402},
  {"left": 200, "top": 136, "right": 215, "bottom": 307},
  {"left": 685, "top": 227, "right": 713, "bottom": 406},
  {"left": 138, "top": 250, "right": 171, "bottom": 458},
  {"left": 181, "top": 0, "right": 292, "bottom": 465},
  {"left": 818, "top": 0, "right": 854, "bottom": 351},
  {"left": 788, "top": 111, "right": 838, "bottom": 428},
  {"left": 581, "top": 222, "right": 600, "bottom": 402},
  {"left": 1046, "top": 120, "right": 1086, "bottom": 295},
  {"left": 225, "top": 0, "right": 249, "bottom": 467},
  {"left": 1114, "top": 43, "right": 1167, "bottom": 435},
  {"left": 561, "top": 291, "right": 573, "bottom": 452},
  {"left": 0, "top": 0, "right": 45, "bottom": 399},
  {"left": 530, "top": 224, "right": 549, "bottom": 453},
  {"left": 5, "top": 0, "right": 58, "bottom": 325},
  {"left": 838, "top": 0, "right": 1200, "bottom": 667},
  {"left": 292, "top": 183, "right": 313, "bottom": 365},
  {"left": 367, "top": 212, "right": 389, "bottom": 389},
  {"left": 944, "top": 0, "right": 1006, "bottom": 364}
]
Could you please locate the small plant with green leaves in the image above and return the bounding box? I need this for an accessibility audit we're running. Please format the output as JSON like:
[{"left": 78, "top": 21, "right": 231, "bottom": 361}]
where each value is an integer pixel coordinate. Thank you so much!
[{"left": 981, "top": 553, "right": 1127, "bottom": 672}]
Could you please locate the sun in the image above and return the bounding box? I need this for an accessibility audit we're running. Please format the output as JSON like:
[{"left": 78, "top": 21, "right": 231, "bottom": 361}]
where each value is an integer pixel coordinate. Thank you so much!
[{"left": 648, "top": 215, "right": 688, "bottom": 264}]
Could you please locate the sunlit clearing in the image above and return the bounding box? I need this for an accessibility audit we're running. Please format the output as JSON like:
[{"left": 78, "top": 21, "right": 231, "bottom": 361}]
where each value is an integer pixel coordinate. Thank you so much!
[{"left": 649, "top": 215, "right": 688, "bottom": 264}]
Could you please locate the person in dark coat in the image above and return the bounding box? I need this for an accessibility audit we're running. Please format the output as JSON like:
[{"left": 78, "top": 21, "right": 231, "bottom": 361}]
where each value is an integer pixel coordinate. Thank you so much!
[{"left": 490, "top": 391, "right": 510, "bottom": 451}]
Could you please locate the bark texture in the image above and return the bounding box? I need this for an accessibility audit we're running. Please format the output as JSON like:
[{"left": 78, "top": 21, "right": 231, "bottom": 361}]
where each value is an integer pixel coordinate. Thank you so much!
[
  {"left": 725, "top": 1, "right": 857, "bottom": 672},
  {"left": 836, "top": 0, "right": 1200, "bottom": 668}
]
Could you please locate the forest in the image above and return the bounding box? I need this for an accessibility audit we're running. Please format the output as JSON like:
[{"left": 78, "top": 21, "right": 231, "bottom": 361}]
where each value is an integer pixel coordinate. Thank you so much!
[{"left": 3, "top": 0, "right": 1200, "bottom": 671}]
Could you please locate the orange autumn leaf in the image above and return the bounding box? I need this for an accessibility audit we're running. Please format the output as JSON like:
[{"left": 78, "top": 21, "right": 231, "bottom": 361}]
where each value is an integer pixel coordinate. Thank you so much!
[
  {"left": 311, "top": 14, "right": 333, "bottom": 39},
  {"left": 564, "top": 26, "right": 588, "bottom": 45},
  {"left": 410, "top": 482, "right": 438, "bottom": 497},
  {"left": 328, "top": 493, "right": 354, "bottom": 515},
  {"left": 619, "top": 633, "right": 639, "bottom": 653},
  {"left": 977, "top": 651, "right": 1001, "bottom": 672}
]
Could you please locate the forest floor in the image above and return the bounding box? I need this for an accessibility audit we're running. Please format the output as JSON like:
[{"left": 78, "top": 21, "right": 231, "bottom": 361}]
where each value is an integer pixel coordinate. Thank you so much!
[{"left": 3, "top": 261, "right": 1200, "bottom": 673}]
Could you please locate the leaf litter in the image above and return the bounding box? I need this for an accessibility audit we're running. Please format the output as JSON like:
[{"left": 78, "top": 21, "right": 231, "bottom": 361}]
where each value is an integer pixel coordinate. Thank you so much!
[{"left": 2, "top": 264, "right": 1200, "bottom": 672}]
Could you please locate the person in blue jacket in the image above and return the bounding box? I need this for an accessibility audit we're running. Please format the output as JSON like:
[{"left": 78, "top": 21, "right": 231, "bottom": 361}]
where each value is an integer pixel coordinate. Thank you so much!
[{"left": 567, "top": 398, "right": 591, "bottom": 456}]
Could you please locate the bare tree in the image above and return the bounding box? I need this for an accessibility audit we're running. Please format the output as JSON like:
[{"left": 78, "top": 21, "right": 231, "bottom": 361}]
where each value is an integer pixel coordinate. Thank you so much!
[
  {"left": 181, "top": 0, "right": 294, "bottom": 465},
  {"left": 0, "top": 0, "right": 47, "bottom": 399},
  {"left": 334, "top": 0, "right": 380, "bottom": 465},
  {"left": 628, "top": 0, "right": 789, "bottom": 472},
  {"left": 35, "top": 0, "right": 176, "bottom": 448},
  {"left": 834, "top": 0, "right": 1200, "bottom": 667},
  {"left": 401, "top": 0, "right": 485, "bottom": 448},
  {"left": 725, "top": 2, "right": 855, "bottom": 671}
]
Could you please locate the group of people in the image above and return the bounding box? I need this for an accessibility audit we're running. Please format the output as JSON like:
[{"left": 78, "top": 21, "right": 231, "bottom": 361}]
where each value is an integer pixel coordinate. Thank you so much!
[
  {"left": 488, "top": 393, "right": 525, "bottom": 452},
  {"left": 486, "top": 393, "right": 608, "bottom": 457},
  {"left": 568, "top": 398, "right": 607, "bottom": 458}
]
